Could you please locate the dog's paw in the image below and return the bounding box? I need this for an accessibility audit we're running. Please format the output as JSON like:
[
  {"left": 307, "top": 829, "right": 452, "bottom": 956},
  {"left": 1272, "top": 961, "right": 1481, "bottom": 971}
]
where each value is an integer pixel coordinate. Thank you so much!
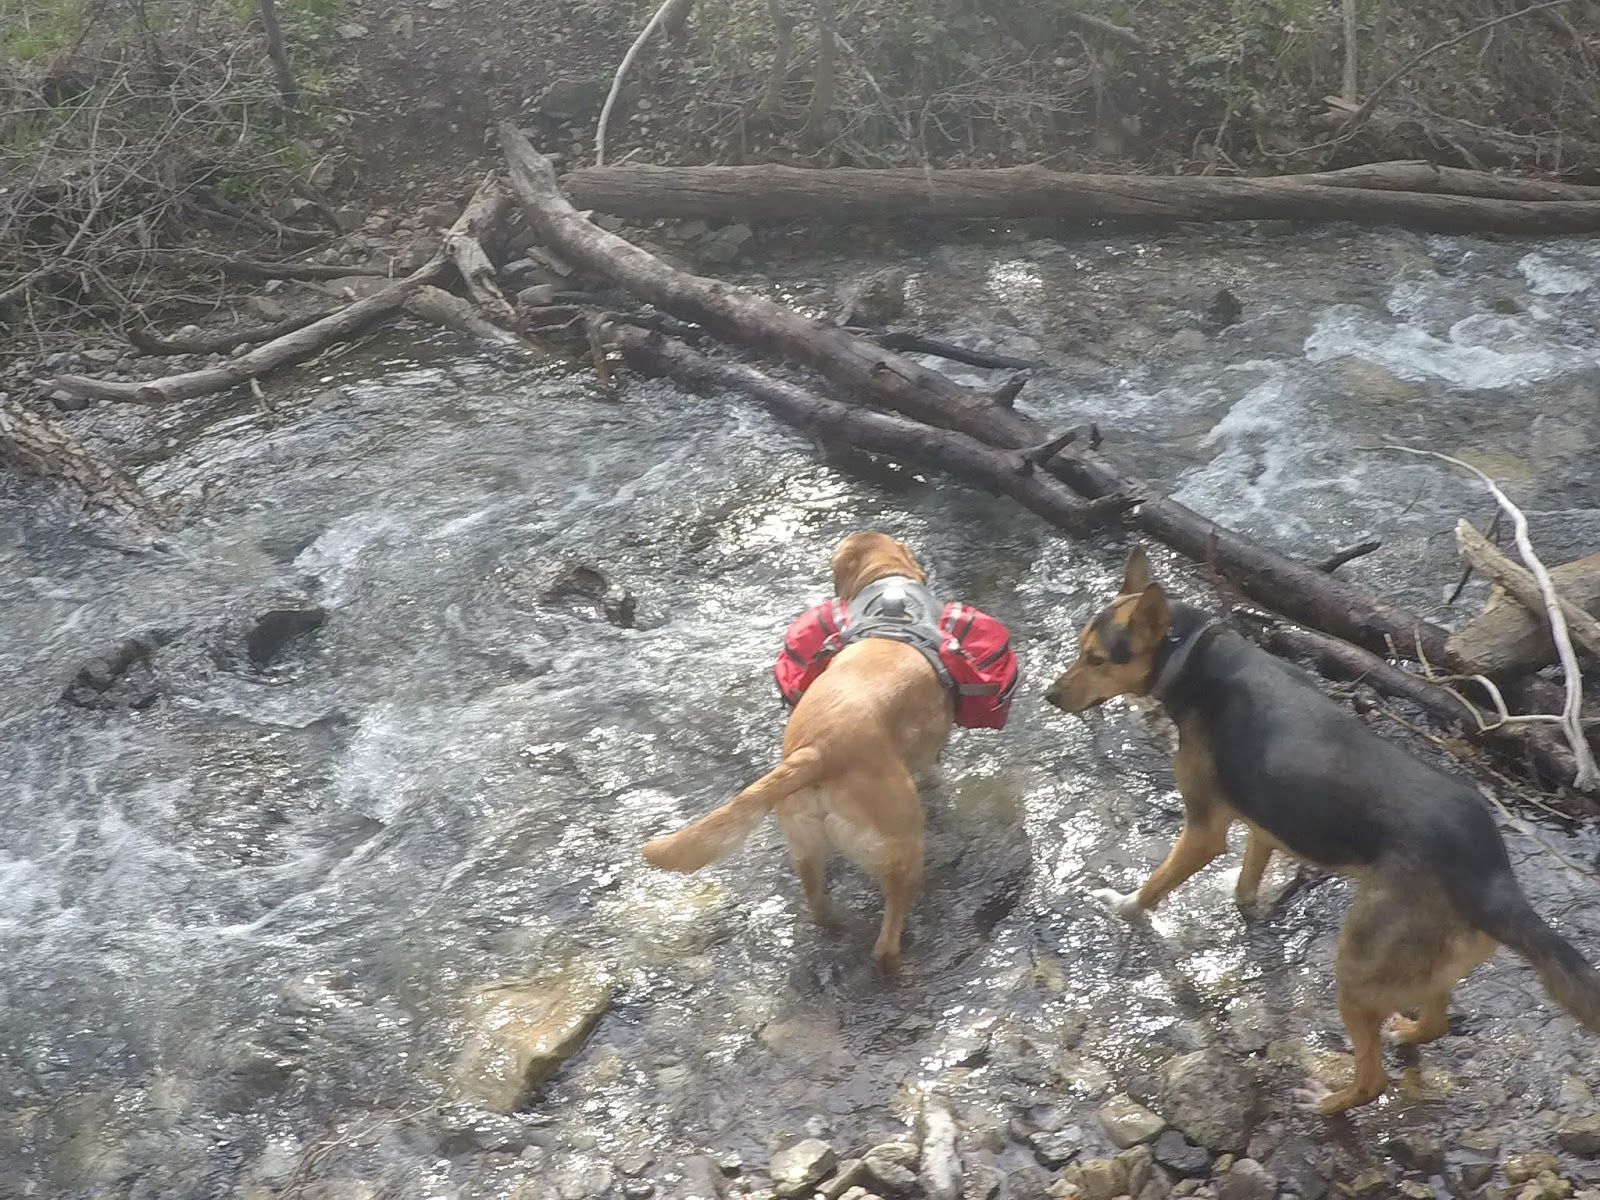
[
  {"left": 1290, "top": 1081, "right": 1333, "bottom": 1113},
  {"left": 1090, "top": 887, "right": 1147, "bottom": 922},
  {"left": 1234, "top": 889, "right": 1263, "bottom": 920}
]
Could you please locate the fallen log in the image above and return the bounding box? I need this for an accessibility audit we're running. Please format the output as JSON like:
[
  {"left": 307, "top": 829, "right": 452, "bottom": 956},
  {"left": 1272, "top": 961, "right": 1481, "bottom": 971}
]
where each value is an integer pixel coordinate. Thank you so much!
[
  {"left": 610, "top": 323, "right": 1116, "bottom": 536},
  {"left": 1454, "top": 521, "right": 1600, "bottom": 662},
  {"left": 559, "top": 161, "right": 1600, "bottom": 233},
  {"left": 0, "top": 392, "right": 160, "bottom": 523},
  {"left": 404, "top": 285, "right": 533, "bottom": 351},
  {"left": 128, "top": 309, "right": 339, "bottom": 356},
  {"left": 1313, "top": 105, "right": 1600, "bottom": 178},
  {"left": 1299, "top": 160, "right": 1600, "bottom": 202},
  {"left": 1451, "top": 550, "right": 1600, "bottom": 676},
  {"left": 499, "top": 123, "right": 1453, "bottom": 664},
  {"left": 443, "top": 174, "right": 518, "bottom": 324},
  {"left": 51, "top": 254, "right": 448, "bottom": 404},
  {"left": 1241, "top": 613, "right": 1594, "bottom": 816},
  {"left": 144, "top": 253, "right": 394, "bottom": 282}
]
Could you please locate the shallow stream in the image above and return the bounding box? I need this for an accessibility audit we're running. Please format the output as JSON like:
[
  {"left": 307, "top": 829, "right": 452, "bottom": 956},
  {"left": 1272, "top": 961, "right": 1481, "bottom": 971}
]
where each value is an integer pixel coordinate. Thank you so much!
[{"left": 3, "top": 222, "right": 1598, "bottom": 1199}]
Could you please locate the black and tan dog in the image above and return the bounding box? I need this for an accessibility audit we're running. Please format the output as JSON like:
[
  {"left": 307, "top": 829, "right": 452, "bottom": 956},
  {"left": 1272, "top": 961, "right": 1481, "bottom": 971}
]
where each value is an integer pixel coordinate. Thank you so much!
[{"left": 1045, "top": 546, "right": 1600, "bottom": 1114}]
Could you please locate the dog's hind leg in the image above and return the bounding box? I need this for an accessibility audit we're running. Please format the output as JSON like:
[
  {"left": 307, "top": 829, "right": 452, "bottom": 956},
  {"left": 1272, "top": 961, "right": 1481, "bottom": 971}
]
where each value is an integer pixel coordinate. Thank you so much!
[
  {"left": 1234, "top": 827, "right": 1274, "bottom": 912},
  {"left": 779, "top": 806, "right": 840, "bottom": 929},
  {"left": 872, "top": 851, "right": 922, "bottom": 977},
  {"left": 1390, "top": 930, "right": 1495, "bottom": 1045}
]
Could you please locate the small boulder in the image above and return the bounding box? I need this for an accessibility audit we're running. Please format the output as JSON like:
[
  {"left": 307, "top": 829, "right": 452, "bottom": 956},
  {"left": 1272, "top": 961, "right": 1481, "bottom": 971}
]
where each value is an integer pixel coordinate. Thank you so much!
[
  {"left": 1065, "top": 1157, "right": 1128, "bottom": 1200},
  {"left": 1458, "top": 1163, "right": 1497, "bottom": 1191},
  {"left": 1215, "top": 1158, "right": 1275, "bottom": 1200},
  {"left": 1030, "top": 1126, "right": 1084, "bottom": 1168},
  {"left": 450, "top": 970, "right": 610, "bottom": 1112},
  {"left": 1100, "top": 1094, "right": 1166, "bottom": 1148},
  {"left": 964, "top": 1165, "right": 1002, "bottom": 1200},
  {"left": 769, "top": 1139, "right": 837, "bottom": 1198},
  {"left": 1504, "top": 1155, "right": 1562, "bottom": 1187},
  {"left": 1557, "top": 1115, "right": 1600, "bottom": 1157},
  {"left": 242, "top": 590, "right": 326, "bottom": 667},
  {"left": 1383, "top": 1132, "right": 1445, "bottom": 1175},
  {"left": 1159, "top": 1050, "right": 1257, "bottom": 1153},
  {"left": 1152, "top": 1131, "right": 1211, "bottom": 1178},
  {"left": 836, "top": 267, "right": 908, "bottom": 327},
  {"left": 920, "top": 1105, "right": 962, "bottom": 1200}
]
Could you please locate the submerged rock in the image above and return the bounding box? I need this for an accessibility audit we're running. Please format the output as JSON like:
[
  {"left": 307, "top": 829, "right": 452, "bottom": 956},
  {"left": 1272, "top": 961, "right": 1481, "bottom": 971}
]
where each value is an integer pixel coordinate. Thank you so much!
[
  {"left": 836, "top": 267, "right": 908, "bottom": 327},
  {"left": 1557, "top": 1114, "right": 1600, "bottom": 1157},
  {"left": 1152, "top": 1130, "right": 1211, "bottom": 1178},
  {"left": 540, "top": 560, "right": 637, "bottom": 628},
  {"left": 1215, "top": 1158, "right": 1275, "bottom": 1200},
  {"left": 450, "top": 969, "right": 610, "bottom": 1112},
  {"left": 1503, "top": 1153, "right": 1561, "bottom": 1186},
  {"left": 60, "top": 631, "right": 171, "bottom": 710},
  {"left": 242, "top": 590, "right": 326, "bottom": 667},
  {"left": 919, "top": 1105, "right": 962, "bottom": 1200}
]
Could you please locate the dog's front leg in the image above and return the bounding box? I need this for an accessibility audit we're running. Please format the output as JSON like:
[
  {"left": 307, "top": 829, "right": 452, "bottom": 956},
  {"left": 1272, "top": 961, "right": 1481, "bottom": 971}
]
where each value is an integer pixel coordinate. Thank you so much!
[
  {"left": 1233, "top": 827, "right": 1274, "bottom": 914},
  {"left": 1095, "top": 808, "right": 1230, "bottom": 921}
]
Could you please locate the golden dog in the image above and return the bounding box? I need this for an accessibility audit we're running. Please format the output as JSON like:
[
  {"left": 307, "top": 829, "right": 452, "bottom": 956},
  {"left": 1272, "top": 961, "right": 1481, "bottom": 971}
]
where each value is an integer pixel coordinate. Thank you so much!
[{"left": 641, "top": 531, "right": 954, "bottom": 974}]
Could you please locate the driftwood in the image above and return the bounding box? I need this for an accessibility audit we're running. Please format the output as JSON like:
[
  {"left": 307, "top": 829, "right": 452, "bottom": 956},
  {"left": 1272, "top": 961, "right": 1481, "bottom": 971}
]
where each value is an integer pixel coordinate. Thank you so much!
[
  {"left": 0, "top": 392, "right": 158, "bottom": 522},
  {"left": 611, "top": 323, "right": 1118, "bottom": 536},
  {"left": 51, "top": 254, "right": 447, "bottom": 404},
  {"left": 1316, "top": 105, "right": 1600, "bottom": 177},
  {"left": 1242, "top": 614, "right": 1594, "bottom": 815},
  {"left": 1450, "top": 549, "right": 1600, "bottom": 675},
  {"left": 1454, "top": 522, "right": 1600, "bottom": 661},
  {"left": 500, "top": 122, "right": 1455, "bottom": 664},
  {"left": 128, "top": 309, "right": 339, "bottom": 356},
  {"left": 404, "top": 285, "right": 530, "bottom": 350},
  {"left": 559, "top": 161, "right": 1600, "bottom": 233},
  {"left": 443, "top": 175, "right": 517, "bottom": 323},
  {"left": 871, "top": 331, "right": 1039, "bottom": 371},
  {"left": 152, "top": 254, "right": 392, "bottom": 282}
]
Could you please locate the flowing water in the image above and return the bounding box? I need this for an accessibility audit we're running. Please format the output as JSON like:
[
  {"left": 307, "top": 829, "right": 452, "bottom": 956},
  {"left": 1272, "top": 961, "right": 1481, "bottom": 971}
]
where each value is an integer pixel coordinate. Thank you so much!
[{"left": 3, "top": 223, "right": 1599, "bottom": 1200}]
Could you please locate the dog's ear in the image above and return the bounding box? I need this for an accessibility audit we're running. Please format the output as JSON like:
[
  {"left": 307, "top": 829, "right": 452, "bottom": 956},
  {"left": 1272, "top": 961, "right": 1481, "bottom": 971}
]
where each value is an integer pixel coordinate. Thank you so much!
[
  {"left": 1130, "top": 581, "right": 1170, "bottom": 644},
  {"left": 1122, "top": 545, "right": 1151, "bottom": 595}
]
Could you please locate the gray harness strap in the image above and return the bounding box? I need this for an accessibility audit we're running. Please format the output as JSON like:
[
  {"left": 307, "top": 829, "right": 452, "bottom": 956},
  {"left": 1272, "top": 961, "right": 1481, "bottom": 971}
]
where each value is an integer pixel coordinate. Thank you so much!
[
  {"left": 843, "top": 575, "right": 957, "bottom": 696},
  {"left": 1150, "top": 616, "right": 1226, "bottom": 699}
]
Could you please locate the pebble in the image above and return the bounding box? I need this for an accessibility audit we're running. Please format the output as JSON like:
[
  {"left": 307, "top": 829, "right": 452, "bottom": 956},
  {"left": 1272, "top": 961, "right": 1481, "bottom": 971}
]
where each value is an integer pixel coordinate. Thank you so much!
[
  {"left": 1459, "top": 1163, "right": 1497, "bottom": 1191},
  {"left": 1099, "top": 1094, "right": 1167, "bottom": 1148},
  {"left": 963, "top": 1164, "right": 1002, "bottom": 1200},
  {"left": 1394, "top": 1183, "right": 1432, "bottom": 1200},
  {"left": 862, "top": 1156, "right": 918, "bottom": 1194},
  {"left": 1345, "top": 1168, "right": 1390, "bottom": 1197},
  {"left": 1153, "top": 1130, "right": 1212, "bottom": 1178},
  {"left": 1461, "top": 1131, "right": 1503, "bottom": 1155},
  {"left": 818, "top": 1161, "right": 868, "bottom": 1200}
]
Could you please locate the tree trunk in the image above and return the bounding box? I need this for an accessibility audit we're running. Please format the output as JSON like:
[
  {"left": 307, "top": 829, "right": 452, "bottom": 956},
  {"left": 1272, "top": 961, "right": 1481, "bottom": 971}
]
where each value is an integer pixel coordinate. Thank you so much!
[
  {"left": 760, "top": 0, "right": 796, "bottom": 121},
  {"left": 0, "top": 393, "right": 158, "bottom": 522},
  {"left": 560, "top": 161, "right": 1600, "bottom": 232},
  {"left": 442, "top": 174, "right": 517, "bottom": 324},
  {"left": 801, "top": 0, "right": 836, "bottom": 146},
  {"left": 1341, "top": 0, "right": 1359, "bottom": 104}
]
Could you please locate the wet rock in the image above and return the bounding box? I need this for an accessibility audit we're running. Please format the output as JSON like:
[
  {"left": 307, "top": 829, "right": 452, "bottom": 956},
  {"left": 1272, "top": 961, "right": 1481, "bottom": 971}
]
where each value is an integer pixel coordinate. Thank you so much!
[
  {"left": 837, "top": 268, "right": 909, "bottom": 327},
  {"left": 1030, "top": 1126, "right": 1085, "bottom": 1168},
  {"left": 1159, "top": 1050, "right": 1256, "bottom": 1153},
  {"left": 245, "top": 295, "right": 290, "bottom": 323},
  {"left": 714, "top": 1151, "right": 743, "bottom": 1175},
  {"left": 450, "top": 969, "right": 610, "bottom": 1112},
  {"left": 1153, "top": 1131, "right": 1211, "bottom": 1178},
  {"left": 1345, "top": 1169, "right": 1390, "bottom": 1198},
  {"left": 1505, "top": 1155, "right": 1562, "bottom": 1187},
  {"left": 242, "top": 590, "right": 326, "bottom": 666},
  {"left": 1516, "top": 1175, "right": 1575, "bottom": 1200},
  {"left": 1204, "top": 288, "right": 1243, "bottom": 331},
  {"left": 540, "top": 560, "right": 637, "bottom": 628},
  {"left": 1458, "top": 1163, "right": 1497, "bottom": 1191},
  {"left": 1100, "top": 1095, "right": 1166, "bottom": 1148},
  {"left": 770, "top": 1139, "right": 836, "bottom": 1197},
  {"left": 556, "top": 1162, "right": 616, "bottom": 1199},
  {"left": 623, "top": 1183, "right": 656, "bottom": 1200},
  {"left": 61, "top": 632, "right": 168, "bottom": 710},
  {"left": 1119, "top": 1145, "right": 1156, "bottom": 1196},
  {"left": 1262, "top": 1134, "right": 1326, "bottom": 1200},
  {"left": 50, "top": 387, "right": 91, "bottom": 411},
  {"left": 673, "top": 1155, "right": 724, "bottom": 1199},
  {"left": 1063, "top": 1157, "right": 1128, "bottom": 1200},
  {"left": 820, "top": 1161, "right": 871, "bottom": 1200},
  {"left": 1215, "top": 1159, "right": 1275, "bottom": 1200},
  {"left": 1007, "top": 1168, "right": 1052, "bottom": 1200},
  {"left": 1558, "top": 1115, "right": 1600, "bottom": 1157},
  {"left": 1383, "top": 1132, "right": 1444, "bottom": 1175},
  {"left": 1394, "top": 1183, "right": 1432, "bottom": 1200},
  {"left": 862, "top": 1149, "right": 918, "bottom": 1195},
  {"left": 920, "top": 1105, "right": 962, "bottom": 1200},
  {"left": 963, "top": 1164, "right": 1002, "bottom": 1200},
  {"left": 1460, "top": 1131, "right": 1502, "bottom": 1155}
]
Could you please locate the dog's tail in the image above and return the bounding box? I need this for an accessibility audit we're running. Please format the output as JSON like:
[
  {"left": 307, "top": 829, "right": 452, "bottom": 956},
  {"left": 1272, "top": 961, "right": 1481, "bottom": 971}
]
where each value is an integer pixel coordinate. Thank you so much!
[
  {"left": 1468, "top": 869, "right": 1600, "bottom": 1032},
  {"left": 641, "top": 747, "right": 828, "bottom": 874}
]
